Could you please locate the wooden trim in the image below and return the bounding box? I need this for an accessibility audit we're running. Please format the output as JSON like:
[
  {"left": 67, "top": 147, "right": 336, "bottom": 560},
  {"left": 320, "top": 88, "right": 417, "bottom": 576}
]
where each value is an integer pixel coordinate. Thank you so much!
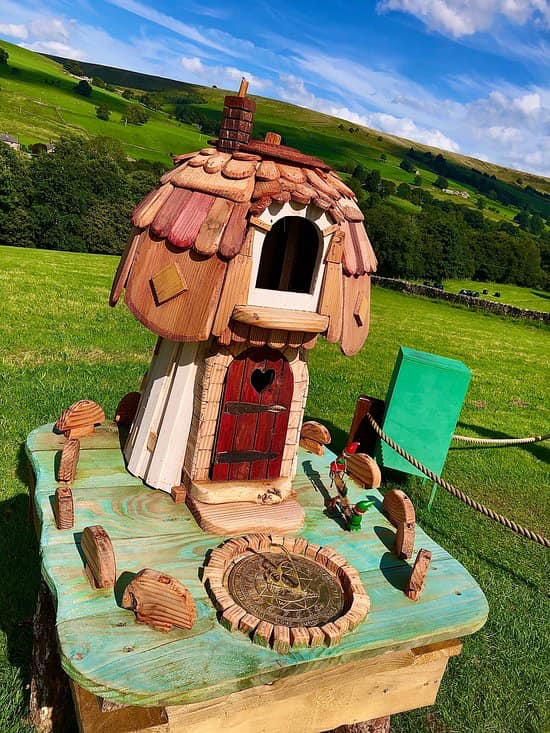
[
  {"left": 249, "top": 216, "right": 272, "bottom": 232},
  {"left": 232, "top": 305, "right": 328, "bottom": 333}
]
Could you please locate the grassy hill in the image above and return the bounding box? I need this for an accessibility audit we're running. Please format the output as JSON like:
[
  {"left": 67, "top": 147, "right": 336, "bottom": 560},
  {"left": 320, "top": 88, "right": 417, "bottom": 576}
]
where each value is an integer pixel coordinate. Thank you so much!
[
  {"left": 0, "top": 245, "right": 548, "bottom": 732},
  {"left": 0, "top": 39, "right": 548, "bottom": 230}
]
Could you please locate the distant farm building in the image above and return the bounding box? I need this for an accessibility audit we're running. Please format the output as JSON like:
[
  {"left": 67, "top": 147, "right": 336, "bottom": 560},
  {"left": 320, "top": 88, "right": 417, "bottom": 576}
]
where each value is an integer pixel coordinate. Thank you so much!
[
  {"left": 0, "top": 133, "right": 20, "bottom": 151},
  {"left": 442, "top": 188, "right": 470, "bottom": 199},
  {"left": 30, "top": 142, "right": 56, "bottom": 155}
]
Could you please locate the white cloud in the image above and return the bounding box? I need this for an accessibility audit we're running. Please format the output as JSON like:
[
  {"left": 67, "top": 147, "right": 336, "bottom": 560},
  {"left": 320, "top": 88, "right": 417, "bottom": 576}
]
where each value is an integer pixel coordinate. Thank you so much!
[
  {"left": 0, "top": 23, "right": 28, "bottom": 39},
  {"left": 28, "top": 17, "right": 70, "bottom": 42},
  {"left": 179, "top": 55, "right": 270, "bottom": 90},
  {"left": 276, "top": 73, "right": 460, "bottom": 152},
  {"left": 487, "top": 125, "right": 523, "bottom": 143},
  {"left": 513, "top": 92, "right": 541, "bottom": 114},
  {"left": 23, "top": 40, "right": 87, "bottom": 59},
  {"left": 377, "top": 0, "right": 550, "bottom": 37},
  {"left": 106, "top": 0, "right": 257, "bottom": 60}
]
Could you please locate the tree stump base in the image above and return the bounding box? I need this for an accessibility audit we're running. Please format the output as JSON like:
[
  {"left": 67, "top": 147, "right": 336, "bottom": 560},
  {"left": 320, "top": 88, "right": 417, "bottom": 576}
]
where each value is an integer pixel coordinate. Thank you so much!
[{"left": 325, "top": 716, "right": 391, "bottom": 733}]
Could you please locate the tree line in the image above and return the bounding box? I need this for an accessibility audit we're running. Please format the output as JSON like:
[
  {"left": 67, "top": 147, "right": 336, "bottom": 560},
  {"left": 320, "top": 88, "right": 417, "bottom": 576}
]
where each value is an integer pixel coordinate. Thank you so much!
[
  {"left": 0, "top": 135, "right": 547, "bottom": 288},
  {"left": 0, "top": 136, "right": 162, "bottom": 254}
]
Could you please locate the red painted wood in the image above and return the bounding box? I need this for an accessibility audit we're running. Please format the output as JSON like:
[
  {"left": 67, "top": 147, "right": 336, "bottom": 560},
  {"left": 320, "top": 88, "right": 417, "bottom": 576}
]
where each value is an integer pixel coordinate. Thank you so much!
[
  {"left": 211, "top": 347, "right": 292, "bottom": 481},
  {"left": 168, "top": 192, "right": 215, "bottom": 249}
]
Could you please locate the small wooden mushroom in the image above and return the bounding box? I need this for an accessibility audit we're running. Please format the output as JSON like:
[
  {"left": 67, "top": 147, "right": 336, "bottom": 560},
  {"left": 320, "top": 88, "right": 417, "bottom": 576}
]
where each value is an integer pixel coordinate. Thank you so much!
[
  {"left": 114, "top": 392, "right": 141, "bottom": 427},
  {"left": 405, "top": 549, "right": 432, "bottom": 600},
  {"left": 121, "top": 568, "right": 197, "bottom": 632},
  {"left": 345, "top": 452, "right": 381, "bottom": 489},
  {"left": 56, "top": 400, "right": 105, "bottom": 439},
  {"left": 299, "top": 421, "right": 331, "bottom": 456},
  {"left": 81, "top": 525, "right": 116, "bottom": 589},
  {"left": 53, "top": 486, "right": 74, "bottom": 530},
  {"left": 382, "top": 489, "right": 416, "bottom": 560}
]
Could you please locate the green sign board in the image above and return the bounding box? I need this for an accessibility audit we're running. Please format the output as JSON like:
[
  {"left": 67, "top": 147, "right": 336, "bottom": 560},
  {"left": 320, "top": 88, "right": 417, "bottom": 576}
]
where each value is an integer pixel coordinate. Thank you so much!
[{"left": 377, "top": 347, "right": 471, "bottom": 478}]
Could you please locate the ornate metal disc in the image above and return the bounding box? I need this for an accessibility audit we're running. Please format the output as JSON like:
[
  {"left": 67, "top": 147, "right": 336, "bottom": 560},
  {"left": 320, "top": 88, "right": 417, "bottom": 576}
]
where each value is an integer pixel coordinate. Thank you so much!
[{"left": 227, "top": 550, "right": 345, "bottom": 627}]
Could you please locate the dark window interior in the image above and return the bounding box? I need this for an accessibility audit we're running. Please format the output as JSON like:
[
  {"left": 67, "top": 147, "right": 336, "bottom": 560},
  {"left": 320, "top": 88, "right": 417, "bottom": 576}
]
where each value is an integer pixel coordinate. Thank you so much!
[{"left": 255, "top": 217, "right": 320, "bottom": 293}]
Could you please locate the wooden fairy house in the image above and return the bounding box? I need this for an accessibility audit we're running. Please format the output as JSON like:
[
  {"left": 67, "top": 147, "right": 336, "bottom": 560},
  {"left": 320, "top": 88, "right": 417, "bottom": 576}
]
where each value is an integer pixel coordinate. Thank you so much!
[{"left": 110, "top": 80, "right": 377, "bottom": 531}]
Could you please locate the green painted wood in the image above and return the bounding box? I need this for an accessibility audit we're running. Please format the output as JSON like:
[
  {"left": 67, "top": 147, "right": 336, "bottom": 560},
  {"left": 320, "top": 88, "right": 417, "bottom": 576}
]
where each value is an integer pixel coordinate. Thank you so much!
[
  {"left": 376, "top": 347, "right": 471, "bottom": 478},
  {"left": 26, "top": 422, "right": 488, "bottom": 708}
]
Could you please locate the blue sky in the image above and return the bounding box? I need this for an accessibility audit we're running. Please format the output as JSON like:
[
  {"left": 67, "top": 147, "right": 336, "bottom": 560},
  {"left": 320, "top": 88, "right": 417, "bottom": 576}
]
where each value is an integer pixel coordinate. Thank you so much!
[{"left": 0, "top": 0, "right": 548, "bottom": 175}]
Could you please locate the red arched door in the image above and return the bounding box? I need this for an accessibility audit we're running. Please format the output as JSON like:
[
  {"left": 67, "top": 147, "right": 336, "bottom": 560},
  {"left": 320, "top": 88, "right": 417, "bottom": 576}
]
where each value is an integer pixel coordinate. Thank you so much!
[{"left": 211, "top": 347, "right": 293, "bottom": 481}]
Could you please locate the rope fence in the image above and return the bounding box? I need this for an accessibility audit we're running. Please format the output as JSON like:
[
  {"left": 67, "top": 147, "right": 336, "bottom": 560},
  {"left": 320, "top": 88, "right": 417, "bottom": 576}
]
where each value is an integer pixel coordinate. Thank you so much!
[{"left": 366, "top": 413, "right": 549, "bottom": 549}]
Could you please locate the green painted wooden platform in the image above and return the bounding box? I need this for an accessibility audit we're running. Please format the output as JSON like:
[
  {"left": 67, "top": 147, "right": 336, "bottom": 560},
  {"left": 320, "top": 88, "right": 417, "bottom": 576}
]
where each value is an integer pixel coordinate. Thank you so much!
[{"left": 27, "top": 422, "right": 488, "bottom": 708}]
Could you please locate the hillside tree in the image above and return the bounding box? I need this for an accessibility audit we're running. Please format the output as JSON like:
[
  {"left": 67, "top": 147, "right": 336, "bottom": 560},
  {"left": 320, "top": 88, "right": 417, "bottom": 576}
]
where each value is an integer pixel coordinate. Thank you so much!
[
  {"left": 0, "top": 47, "right": 8, "bottom": 65},
  {"left": 75, "top": 80, "right": 92, "bottom": 97},
  {"left": 434, "top": 176, "right": 448, "bottom": 189},
  {"left": 95, "top": 105, "right": 111, "bottom": 121}
]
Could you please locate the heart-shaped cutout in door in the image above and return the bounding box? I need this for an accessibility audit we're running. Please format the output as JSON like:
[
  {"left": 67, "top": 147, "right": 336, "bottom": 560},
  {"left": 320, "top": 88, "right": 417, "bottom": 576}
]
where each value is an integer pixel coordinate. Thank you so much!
[{"left": 251, "top": 368, "right": 275, "bottom": 394}]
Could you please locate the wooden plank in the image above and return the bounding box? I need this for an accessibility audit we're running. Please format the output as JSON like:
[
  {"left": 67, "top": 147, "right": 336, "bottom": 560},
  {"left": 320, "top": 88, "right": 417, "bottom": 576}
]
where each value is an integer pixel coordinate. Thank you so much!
[
  {"left": 132, "top": 183, "right": 174, "bottom": 229},
  {"left": 189, "top": 477, "right": 292, "bottom": 505},
  {"left": 211, "top": 236, "right": 253, "bottom": 336},
  {"left": 341, "top": 274, "right": 371, "bottom": 356},
  {"left": 193, "top": 198, "right": 234, "bottom": 256},
  {"left": 170, "top": 167, "right": 254, "bottom": 203},
  {"left": 218, "top": 202, "right": 249, "bottom": 259},
  {"left": 110, "top": 227, "right": 142, "bottom": 306},
  {"left": 163, "top": 644, "right": 457, "bottom": 733},
  {"left": 185, "top": 495, "right": 305, "bottom": 535},
  {"left": 318, "top": 261, "right": 343, "bottom": 343},
  {"left": 168, "top": 193, "right": 215, "bottom": 250},
  {"left": 71, "top": 682, "right": 168, "bottom": 733},
  {"left": 125, "top": 232, "right": 227, "bottom": 342},
  {"left": 150, "top": 188, "right": 192, "bottom": 239},
  {"left": 232, "top": 305, "right": 328, "bottom": 333},
  {"left": 150, "top": 263, "right": 187, "bottom": 305},
  {"left": 27, "top": 423, "right": 488, "bottom": 709}
]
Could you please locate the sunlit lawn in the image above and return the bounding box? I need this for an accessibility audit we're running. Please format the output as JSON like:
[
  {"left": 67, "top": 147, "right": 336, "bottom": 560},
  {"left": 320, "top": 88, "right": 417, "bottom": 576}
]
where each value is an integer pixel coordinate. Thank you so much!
[{"left": 0, "top": 245, "right": 548, "bottom": 732}]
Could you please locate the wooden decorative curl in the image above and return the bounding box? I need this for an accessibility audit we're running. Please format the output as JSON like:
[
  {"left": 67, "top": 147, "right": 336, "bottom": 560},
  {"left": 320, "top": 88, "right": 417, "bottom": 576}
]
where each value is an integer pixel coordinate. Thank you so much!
[
  {"left": 121, "top": 568, "right": 197, "bottom": 632},
  {"left": 203, "top": 533, "right": 369, "bottom": 654}
]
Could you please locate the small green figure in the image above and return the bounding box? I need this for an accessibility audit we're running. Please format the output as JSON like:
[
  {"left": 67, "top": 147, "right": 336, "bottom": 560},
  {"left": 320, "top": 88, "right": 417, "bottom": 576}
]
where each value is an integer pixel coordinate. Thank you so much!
[{"left": 349, "top": 500, "right": 375, "bottom": 531}]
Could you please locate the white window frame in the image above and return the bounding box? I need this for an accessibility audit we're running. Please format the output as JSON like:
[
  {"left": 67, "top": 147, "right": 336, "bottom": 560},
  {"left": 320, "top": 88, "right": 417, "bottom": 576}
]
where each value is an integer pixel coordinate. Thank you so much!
[{"left": 248, "top": 201, "right": 334, "bottom": 311}]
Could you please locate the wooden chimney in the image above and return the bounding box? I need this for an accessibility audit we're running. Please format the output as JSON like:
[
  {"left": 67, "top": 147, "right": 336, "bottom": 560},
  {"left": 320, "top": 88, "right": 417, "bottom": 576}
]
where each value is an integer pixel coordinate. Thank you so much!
[{"left": 217, "top": 79, "right": 256, "bottom": 153}]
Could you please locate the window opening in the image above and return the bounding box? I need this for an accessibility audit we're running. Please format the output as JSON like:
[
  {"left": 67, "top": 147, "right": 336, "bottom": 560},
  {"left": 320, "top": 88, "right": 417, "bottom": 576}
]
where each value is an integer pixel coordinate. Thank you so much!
[{"left": 255, "top": 217, "right": 320, "bottom": 294}]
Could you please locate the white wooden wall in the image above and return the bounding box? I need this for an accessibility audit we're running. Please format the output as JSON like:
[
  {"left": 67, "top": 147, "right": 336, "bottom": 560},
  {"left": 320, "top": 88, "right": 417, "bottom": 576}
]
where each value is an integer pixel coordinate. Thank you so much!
[{"left": 125, "top": 339, "right": 201, "bottom": 492}]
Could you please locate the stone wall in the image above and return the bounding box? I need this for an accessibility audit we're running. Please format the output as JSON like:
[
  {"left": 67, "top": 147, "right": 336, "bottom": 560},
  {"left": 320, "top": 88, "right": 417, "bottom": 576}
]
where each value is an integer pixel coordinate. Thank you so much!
[{"left": 372, "top": 276, "right": 549, "bottom": 325}]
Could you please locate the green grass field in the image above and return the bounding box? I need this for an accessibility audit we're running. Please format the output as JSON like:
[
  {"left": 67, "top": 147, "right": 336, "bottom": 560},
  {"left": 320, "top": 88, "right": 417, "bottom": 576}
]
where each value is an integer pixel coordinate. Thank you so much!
[
  {"left": 439, "top": 279, "right": 550, "bottom": 311},
  {"left": 0, "top": 245, "right": 548, "bottom": 732}
]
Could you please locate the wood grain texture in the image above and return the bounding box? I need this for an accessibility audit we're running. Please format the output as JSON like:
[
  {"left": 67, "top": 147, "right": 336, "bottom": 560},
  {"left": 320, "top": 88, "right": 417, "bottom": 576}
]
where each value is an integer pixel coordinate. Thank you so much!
[
  {"left": 81, "top": 525, "right": 116, "bottom": 589},
  {"left": 121, "top": 568, "right": 197, "bottom": 632},
  {"left": 382, "top": 490, "right": 416, "bottom": 527},
  {"left": 218, "top": 202, "right": 249, "bottom": 259},
  {"left": 318, "top": 260, "right": 343, "bottom": 343},
  {"left": 124, "top": 232, "right": 227, "bottom": 341},
  {"left": 131, "top": 183, "right": 173, "bottom": 229},
  {"left": 57, "top": 438, "right": 80, "bottom": 483},
  {"left": 406, "top": 549, "right": 432, "bottom": 601},
  {"left": 150, "top": 263, "right": 187, "bottom": 305},
  {"left": 345, "top": 453, "right": 381, "bottom": 490},
  {"left": 168, "top": 192, "right": 215, "bottom": 250},
  {"left": 56, "top": 401, "right": 105, "bottom": 437},
  {"left": 395, "top": 522, "right": 415, "bottom": 560},
  {"left": 211, "top": 234, "right": 253, "bottom": 336},
  {"left": 171, "top": 167, "right": 254, "bottom": 203},
  {"left": 185, "top": 495, "right": 304, "bottom": 534},
  {"left": 53, "top": 486, "right": 74, "bottom": 530},
  {"left": 341, "top": 275, "right": 371, "bottom": 356},
  {"left": 232, "top": 305, "right": 328, "bottom": 333},
  {"left": 110, "top": 228, "right": 142, "bottom": 307},
  {"left": 300, "top": 421, "right": 331, "bottom": 444},
  {"left": 27, "top": 423, "right": 487, "bottom": 709},
  {"left": 193, "top": 198, "right": 233, "bottom": 256}
]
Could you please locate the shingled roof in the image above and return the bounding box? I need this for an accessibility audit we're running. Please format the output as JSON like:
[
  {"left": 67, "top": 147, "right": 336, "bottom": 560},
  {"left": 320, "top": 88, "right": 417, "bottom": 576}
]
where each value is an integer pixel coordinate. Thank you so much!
[
  {"left": 110, "top": 84, "right": 377, "bottom": 356},
  {"left": 122, "top": 143, "right": 376, "bottom": 274}
]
